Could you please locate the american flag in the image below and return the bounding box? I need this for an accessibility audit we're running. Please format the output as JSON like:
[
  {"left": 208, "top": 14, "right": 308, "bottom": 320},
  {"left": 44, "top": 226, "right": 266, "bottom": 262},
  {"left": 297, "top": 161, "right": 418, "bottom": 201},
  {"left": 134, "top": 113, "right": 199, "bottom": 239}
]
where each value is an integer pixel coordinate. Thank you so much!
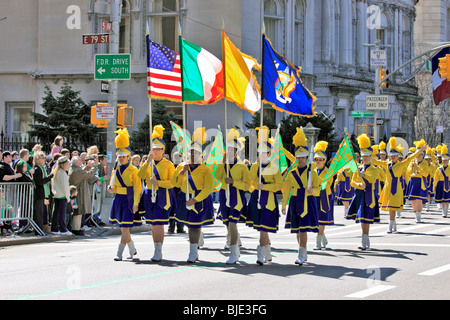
[{"left": 147, "top": 36, "right": 182, "bottom": 102}]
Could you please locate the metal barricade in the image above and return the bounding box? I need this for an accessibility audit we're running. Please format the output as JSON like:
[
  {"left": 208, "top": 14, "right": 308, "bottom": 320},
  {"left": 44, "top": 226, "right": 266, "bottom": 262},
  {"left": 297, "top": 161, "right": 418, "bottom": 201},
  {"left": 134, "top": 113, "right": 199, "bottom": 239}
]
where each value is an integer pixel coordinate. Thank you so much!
[{"left": 0, "top": 182, "right": 44, "bottom": 236}]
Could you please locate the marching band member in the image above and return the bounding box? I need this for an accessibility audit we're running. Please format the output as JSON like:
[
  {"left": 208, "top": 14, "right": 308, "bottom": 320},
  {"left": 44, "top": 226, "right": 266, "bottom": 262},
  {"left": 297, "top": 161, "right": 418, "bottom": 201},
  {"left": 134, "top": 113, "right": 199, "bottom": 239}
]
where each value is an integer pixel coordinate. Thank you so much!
[
  {"left": 433, "top": 144, "right": 450, "bottom": 218},
  {"left": 424, "top": 148, "right": 437, "bottom": 212},
  {"left": 108, "top": 129, "right": 143, "bottom": 261},
  {"left": 281, "top": 128, "right": 320, "bottom": 265},
  {"left": 247, "top": 126, "right": 283, "bottom": 265},
  {"left": 405, "top": 140, "right": 429, "bottom": 223},
  {"left": 216, "top": 129, "right": 251, "bottom": 264},
  {"left": 346, "top": 134, "right": 379, "bottom": 250},
  {"left": 377, "top": 141, "right": 387, "bottom": 205},
  {"left": 137, "top": 125, "right": 176, "bottom": 262},
  {"left": 171, "top": 127, "right": 214, "bottom": 263},
  {"left": 314, "top": 141, "right": 334, "bottom": 250},
  {"left": 334, "top": 167, "right": 355, "bottom": 218},
  {"left": 375, "top": 137, "right": 428, "bottom": 233}
]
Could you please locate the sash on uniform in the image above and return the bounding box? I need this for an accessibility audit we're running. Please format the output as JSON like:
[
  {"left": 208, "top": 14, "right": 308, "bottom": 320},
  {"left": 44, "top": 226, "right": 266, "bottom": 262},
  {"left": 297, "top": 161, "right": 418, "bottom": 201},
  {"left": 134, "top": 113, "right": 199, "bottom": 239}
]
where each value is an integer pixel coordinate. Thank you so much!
[
  {"left": 362, "top": 164, "right": 376, "bottom": 209},
  {"left": 116, "top": 164, "right": 134, "bottom": 212},
  {"left": 292, "top": 166, "right": 308, "bottom": 218},
  {"left": 388, "top": 164, "right": 398, "bottom": 195},
  {"left": 343, "top": 171, "right": 351, "bottom": 192},
  {"left": 318, "top": 168, "right": 330, "bottom": 214},
  {"left": 187, "top": 165, "right": 204, "bottom": 214},
  {"left": 151, "top": 160, "right": 171, "bottom": 210},
  {"left": 441, "top": 166, "right": 449, "bottom": 192}
]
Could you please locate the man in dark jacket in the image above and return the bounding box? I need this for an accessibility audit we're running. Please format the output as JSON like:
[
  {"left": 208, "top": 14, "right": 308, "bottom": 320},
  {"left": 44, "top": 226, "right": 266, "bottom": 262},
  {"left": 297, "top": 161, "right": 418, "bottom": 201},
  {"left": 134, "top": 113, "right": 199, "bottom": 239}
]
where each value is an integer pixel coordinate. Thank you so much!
[
  {"left": 0, "top": 151, "right": 21, "bottom": 182},
  {"left": 33, "top": 151, "right": 53, "bottom": 235}
]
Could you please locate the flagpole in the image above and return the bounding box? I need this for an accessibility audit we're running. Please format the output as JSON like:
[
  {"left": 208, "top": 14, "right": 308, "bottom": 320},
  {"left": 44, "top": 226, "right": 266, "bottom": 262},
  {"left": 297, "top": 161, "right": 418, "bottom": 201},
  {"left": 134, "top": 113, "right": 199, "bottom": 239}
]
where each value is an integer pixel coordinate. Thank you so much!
[
  {"left": 178, "top": 26, "right": 191, "bottom": 210},
  {"left": 257, "top": 32, "right": 266, "bottom": 210},
  {"left": 221, "top": 24, "right": 231, "bottom": 208},
  {"left": 146, "top": 30, "right": 157, "bottom": 203}
]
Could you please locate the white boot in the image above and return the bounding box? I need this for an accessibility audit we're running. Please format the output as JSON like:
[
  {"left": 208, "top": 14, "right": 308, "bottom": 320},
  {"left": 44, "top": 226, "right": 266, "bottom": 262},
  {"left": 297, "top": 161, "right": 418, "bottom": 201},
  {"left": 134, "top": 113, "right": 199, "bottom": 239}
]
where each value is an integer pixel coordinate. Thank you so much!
[
  {"left": 314, "top": 235, "right": 322, "bottom": 250},
  {"left": 415, "top": 211, "right": 422, "bottom": 223},
  {"left": 264, "top": 244, "right": 272, "bottom": 262},
  {"left": 256, "top": 245, "right": 265, "bottom": 265},
  {"left": 387, "top": 220, "right": 395, "bottom": 233},
  {"left": 358, "top": 234, "right": 367, "bottom": 250},
  {"left": 226, "top": 244, "right": 239, "bottom": 264},
  {"left": 426, "top": 203, "right": 430, "bottom": 212},
  {"left": 443, "top": 206, "right": 448, "bottom": 218},
  {"left": 114, "top": 243, "right": 126, "bottom": 261},
  {"left": 396, "top": 211, "right": 402, "bottom": 218},
  {"left": 151, "top": 242, "right": 163, "bottom": 262},
  {"left": 366, "top": 235, "right": 370, "bottom": 249},
  {"left": 187, "top": 243, "right": 199, "bottom": 263},
  {"left": 295, "top": 247, "right": 307, "bottom": 265},
  {"left": 126, "top": 240, "right": 137, "bottom": 259},
  {"left": 198, "top": 232, "right": 204, "bottom": 248},
  {"left": 322, "top": 234, "right": 328, "bottom": 249}
]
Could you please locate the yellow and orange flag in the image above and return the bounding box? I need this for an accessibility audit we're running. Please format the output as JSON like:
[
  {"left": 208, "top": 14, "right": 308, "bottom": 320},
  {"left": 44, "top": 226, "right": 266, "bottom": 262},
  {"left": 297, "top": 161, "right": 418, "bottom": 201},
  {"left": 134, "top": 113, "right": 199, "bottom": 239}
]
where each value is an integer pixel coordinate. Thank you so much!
[{"left": 222, "top": 30, "right": 261, "bottom": 114}]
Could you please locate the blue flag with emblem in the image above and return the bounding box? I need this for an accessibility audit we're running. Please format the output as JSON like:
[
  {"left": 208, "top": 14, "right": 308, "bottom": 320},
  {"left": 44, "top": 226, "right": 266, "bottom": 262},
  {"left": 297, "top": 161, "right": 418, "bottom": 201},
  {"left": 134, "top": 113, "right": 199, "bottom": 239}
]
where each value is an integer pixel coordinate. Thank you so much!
[{"left": 262, "top": 35, "right": 316, "bottom": 117}]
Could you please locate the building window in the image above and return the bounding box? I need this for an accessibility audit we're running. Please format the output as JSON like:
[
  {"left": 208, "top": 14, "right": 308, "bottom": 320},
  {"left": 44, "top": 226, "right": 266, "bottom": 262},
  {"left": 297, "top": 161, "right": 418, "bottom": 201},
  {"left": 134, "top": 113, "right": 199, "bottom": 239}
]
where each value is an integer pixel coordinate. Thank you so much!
[
  {"left": 147, "top": 0, "right": 179, "bottom": 51},
  {"left": 119, "top": 0, "right": 131, "bottom": 53},
  {"left": 264, "top": 0, "right": 284, "bottom": 53},
  {"left": 294, "top": 0, "right": 305, "bottom": 67},
  {"left": 7, "top": 103, "right": 34, "bottom": 140}
]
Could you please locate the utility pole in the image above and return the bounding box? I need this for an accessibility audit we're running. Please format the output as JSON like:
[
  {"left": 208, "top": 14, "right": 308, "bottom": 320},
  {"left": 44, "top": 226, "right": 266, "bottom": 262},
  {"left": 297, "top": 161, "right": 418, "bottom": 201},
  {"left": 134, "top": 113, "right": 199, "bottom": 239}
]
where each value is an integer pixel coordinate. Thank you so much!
[{"left": 107, "top": 0, "right": 121, "bottom": 165}]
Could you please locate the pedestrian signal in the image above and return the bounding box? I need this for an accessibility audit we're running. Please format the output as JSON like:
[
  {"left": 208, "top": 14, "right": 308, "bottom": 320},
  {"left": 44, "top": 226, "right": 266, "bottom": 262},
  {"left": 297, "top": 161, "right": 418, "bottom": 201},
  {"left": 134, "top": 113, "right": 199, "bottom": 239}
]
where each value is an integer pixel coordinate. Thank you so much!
[{"left": 117, "top": 104, "right": 134, "bottom": 128}]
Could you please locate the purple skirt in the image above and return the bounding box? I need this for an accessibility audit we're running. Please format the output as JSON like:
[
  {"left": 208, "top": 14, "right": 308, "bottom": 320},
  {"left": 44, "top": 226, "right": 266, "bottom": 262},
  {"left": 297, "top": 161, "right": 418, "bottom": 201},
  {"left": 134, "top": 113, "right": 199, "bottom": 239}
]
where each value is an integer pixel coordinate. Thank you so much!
[
  {"left": 142, "top": 187, "right": 177, "bottom": 225},
  {"left": 174, "top": 191, "right": 214, "bottom": 228},
  {"left": 109, "top": 194, "right": 142, "bottom": 228}
]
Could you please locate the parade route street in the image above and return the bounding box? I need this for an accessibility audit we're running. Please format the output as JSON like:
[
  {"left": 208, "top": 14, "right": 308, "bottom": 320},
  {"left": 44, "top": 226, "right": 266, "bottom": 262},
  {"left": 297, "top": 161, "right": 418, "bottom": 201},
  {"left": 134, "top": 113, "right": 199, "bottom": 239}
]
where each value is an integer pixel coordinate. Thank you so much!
[{"left": 1, "top": 203, "right": 450, "bottom": 301}]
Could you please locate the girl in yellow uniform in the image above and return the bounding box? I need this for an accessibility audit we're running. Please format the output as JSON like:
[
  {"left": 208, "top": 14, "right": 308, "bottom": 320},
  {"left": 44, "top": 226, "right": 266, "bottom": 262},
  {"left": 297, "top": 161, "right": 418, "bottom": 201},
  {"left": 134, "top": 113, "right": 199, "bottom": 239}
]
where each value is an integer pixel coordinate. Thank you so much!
[
  {"left": 171, "top": 128, "right": 214, "bottom": 263},
  {"left": 314, "top": 141, "right": 334, "bottom": 250},
  {"left": 216, "top": 129, "right": 250, "bottom": 264},
  {"left": 405, "top": 140, "right": 429, "bottom": 223},
  {"left": 433, "top": 144, "right": 450, "bottom": 218},
  {"left": 138, "top": 125, "right": 176, "bottom": 262},
  {"left": 247, "top": 126, "right": 283, "bottom": 265},
  {"left": 424, "top": 148, "right": 437, "bottom": 212},
  {"left": 108, "top": 129, "right": 143, "bottom": 261},
  {"left": 346, "top": 134, "right": 379, "bottom": 250},
  {"left": 334, "top": 168, "right": 355, "bottom": 217},
  {"left": 282, "top": 128, "right": 320, "bottom": 265},
  {"left": 376, "top": 141, "right": 388, "bottom": 205},
  {"left": 374, "top": 137, "right": 428, "bottom": 233}
]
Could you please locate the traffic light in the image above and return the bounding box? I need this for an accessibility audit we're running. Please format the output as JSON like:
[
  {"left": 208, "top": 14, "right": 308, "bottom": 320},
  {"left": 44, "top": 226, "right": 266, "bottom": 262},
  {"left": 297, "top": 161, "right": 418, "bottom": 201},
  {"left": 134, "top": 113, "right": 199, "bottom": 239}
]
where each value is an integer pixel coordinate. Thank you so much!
[
  {"left": 117, "top": 104, "right": 134, "bottom": 128},
  {"left": 438, "top": 54, "right": 450, "bottom": 80},
  {"left": 380, "top": 68, "right": 389, "bottom": 89}
]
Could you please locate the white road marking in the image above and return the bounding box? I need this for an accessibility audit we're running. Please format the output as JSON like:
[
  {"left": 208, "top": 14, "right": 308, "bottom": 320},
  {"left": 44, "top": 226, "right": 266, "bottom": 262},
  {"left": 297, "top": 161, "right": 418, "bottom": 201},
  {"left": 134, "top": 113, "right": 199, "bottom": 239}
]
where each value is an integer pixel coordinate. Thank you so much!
[
  {"left": 418, "top": 264, "right": 450, "bottom": 276},
  {"left": 345, "top": 285, "right": 396, "bottom": 298}
]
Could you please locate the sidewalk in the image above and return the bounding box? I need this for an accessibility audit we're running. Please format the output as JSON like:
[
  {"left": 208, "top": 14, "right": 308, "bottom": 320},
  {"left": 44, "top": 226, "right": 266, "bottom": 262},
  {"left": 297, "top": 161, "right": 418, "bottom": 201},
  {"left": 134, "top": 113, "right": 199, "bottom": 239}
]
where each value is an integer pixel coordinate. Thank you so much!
[{"left": 0, "top": 197, "right": 151, "bottom": 247}]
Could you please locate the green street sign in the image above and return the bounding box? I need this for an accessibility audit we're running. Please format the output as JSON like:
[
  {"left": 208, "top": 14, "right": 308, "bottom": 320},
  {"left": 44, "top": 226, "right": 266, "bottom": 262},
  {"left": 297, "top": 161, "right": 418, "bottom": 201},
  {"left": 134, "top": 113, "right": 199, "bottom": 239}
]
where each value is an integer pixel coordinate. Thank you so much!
[
  {"left": 351, "top": 111, "right": 374, "bottom": 118},
  {"left": 94, "top": 54, "right": 131, "bottom": 80}
]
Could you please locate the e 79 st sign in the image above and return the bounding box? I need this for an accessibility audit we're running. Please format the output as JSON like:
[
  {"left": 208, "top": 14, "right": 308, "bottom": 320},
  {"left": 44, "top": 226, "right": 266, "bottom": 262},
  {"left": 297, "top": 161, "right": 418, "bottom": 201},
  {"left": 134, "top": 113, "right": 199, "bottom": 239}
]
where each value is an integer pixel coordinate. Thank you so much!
[{"left": 83, "top": 34, "right": 110, "bottom": 45}]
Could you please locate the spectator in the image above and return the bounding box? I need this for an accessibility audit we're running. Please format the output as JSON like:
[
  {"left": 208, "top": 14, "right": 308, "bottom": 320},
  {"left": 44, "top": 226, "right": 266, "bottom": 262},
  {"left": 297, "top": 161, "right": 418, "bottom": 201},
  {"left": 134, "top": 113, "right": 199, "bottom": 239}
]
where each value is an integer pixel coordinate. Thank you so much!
[
  {"left": 71, "top": 150, "right": 80, "bottom": 159},
  {"left": 29, "top": 144, "right": 42, "bottom": 168},
  {"left": 97, "top": 154, "right": 110, "bottom": 223},
  {"left": 68, "top": 156, "right": 97, "bottom": 234},
  {"left": 84, "top": 154, "right": 101, "bottom": 228},
  {"left": 11, "top": 151, "right": 19, "bottom": 162},
  {"left": 51, "top": 135, "right": 64, "bottom": 158},
  {"left": 15, "top": 160, "right": 33, "bottom": 234},
  {"left": 131, "top": 154, "right": 141, "bottom": 169},
  {"left": 14, "top": 149, "right": 34, "bottom": 177},
  {"left": 80, "top": 152, "right": 87, "bottom": 165},
  {"left": 33, "top": 151, "right": 53, "bottom": 235},
  {"left": 51, "top": 156, "right": 71, "bottom": 235},
  {"left": 0, "top": 151, "right": 21, "bottom": 236},
  {"left": 68, "top": 185, "right": 83, "bottom": 235}
]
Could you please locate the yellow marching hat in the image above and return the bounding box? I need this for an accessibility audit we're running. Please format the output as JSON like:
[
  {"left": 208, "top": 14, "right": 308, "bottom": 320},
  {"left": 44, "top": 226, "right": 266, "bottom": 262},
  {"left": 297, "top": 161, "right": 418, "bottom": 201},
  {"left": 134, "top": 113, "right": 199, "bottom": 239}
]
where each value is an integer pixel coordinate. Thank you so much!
[
  {"left": 152, "top": 125, "right": 166, "bottom": 149},
  {"left": 442, "top": 144, "right": 450, "bottom": 160},
  {"left": 256, "top": 126, "right": 272, "bottom": 153},
  {"left": 115, "top": 128, "right": 132, "bottom": 157},
  {"left": 388, "top": 137, "right": 403, "bottom": 157},
  {"left": 314, "top": 141, "right": 328, "bottom": 159},
  {"left": 190, "top": 127, "right": 207, "bottom": 153},
  {"left": 293, "top": 128, "right": 309, "bottom": 157},
  {"left": 379, "top": 141, "right": 387, "bottom": 155},
  {"left": 357, "top": 134, "right": 376, "bottom": 156}
]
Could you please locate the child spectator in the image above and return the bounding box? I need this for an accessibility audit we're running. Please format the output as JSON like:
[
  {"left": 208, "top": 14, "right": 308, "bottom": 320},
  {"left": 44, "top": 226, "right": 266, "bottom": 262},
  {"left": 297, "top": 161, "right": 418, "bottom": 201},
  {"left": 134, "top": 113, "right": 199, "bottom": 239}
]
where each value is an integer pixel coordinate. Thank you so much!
[{"left": 66, "top": 185, "right": 79, "bottom": 234}]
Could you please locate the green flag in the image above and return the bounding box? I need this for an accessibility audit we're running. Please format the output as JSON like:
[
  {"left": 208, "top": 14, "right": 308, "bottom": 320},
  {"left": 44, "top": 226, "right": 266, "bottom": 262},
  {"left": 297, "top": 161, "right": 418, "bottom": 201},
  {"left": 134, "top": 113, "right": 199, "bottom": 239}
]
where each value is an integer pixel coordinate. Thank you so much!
[
  {"left": 320, "top": 133, "right": 357, "bottom": 190},
  {"left": 269, "top": 130, "right": 288, "bottom": 176},
  {"left": 170, "top": 121, "right": 191, "bottom": 157},
  {"left": 205, "top": 128, "right": 225, "bottom": 192}
]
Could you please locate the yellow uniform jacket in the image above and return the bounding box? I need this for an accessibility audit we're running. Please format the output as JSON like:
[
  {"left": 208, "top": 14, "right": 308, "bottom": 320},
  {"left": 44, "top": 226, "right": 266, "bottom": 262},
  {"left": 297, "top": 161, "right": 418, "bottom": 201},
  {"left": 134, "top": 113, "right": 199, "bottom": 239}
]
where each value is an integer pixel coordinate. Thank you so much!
[{"left": 171, "top": 163, "right": 214, "bottom": 203}]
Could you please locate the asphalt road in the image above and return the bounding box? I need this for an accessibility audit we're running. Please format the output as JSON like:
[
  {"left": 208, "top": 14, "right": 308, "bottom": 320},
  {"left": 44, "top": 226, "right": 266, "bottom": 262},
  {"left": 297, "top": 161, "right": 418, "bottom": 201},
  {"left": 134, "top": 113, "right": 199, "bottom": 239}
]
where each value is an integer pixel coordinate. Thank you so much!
[{"left": 1, "top": 203, "right": 450, "bottom": 302}]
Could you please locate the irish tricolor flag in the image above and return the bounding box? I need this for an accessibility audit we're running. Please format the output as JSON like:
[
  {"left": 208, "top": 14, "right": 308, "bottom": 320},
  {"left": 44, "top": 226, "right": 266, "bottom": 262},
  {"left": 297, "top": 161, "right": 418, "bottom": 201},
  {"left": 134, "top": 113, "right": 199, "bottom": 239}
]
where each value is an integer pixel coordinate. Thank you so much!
[{"left": 180, "top": 37, "right": 224, "bottom": 105}]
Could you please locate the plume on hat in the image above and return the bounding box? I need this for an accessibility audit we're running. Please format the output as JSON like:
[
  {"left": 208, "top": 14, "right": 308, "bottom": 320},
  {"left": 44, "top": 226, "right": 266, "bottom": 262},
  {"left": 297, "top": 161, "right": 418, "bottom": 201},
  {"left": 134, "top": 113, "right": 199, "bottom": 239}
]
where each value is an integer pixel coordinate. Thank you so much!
[
  {"left": 314, "top": 141, "right": 328, "bottom": 153},
  {"left": 152, "top": 125, "right": 165, "bottom": 140},
  {"left": 357, "top": 134, "right": 371, "bottom": 149},
  {"left": 227, "top": 128, "right": 240, "bottom": 141},
  {"left": 192, "top": 127, "right": 207, "bottom": 144},
  {"left": 379, "top": 141, "right": 386, "bottom": 151},
  {"left": 414, "top": 139, "right": 426, "bottom": 150},
  {"left": 293, "top": 128, "right": 307, "bottom": 147},
  {"left": 115, "top": 128, "right": 130, "bottom": 149},
  {"left": 255, "top": 126, "right": 270, "bottom": 144},
  {"left": 389, "top": 137, "right": 397, "bottom": 151}
]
